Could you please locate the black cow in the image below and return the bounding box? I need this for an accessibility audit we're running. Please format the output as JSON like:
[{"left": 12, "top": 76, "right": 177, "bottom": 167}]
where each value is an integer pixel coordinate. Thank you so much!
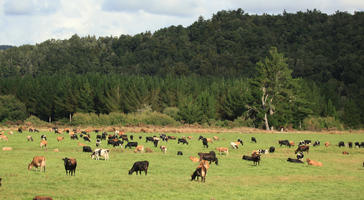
[
  {"left": 198, "top": 151, "right": 218, "bottom": 165},
  {"left": 130, "top": 135, "right": 134, "bottom": 141},
  {"left": 96, "top": 135, "right": 102, "bottom": 140},
  {"left": 82, "top": 146, "right": 92, "bottom": 152},
  {"left": 70, "top": 134, "right": 78, "bottom": 140},
  {"left": 251, "top": 137, "right": 257, "bottom": 143},
  {"left": 113, "top": 140, "right": 123, "bottom": 147},
  {"left": 287, "top": 158, "right": 304, "bottom": 163},
  {"left": 153, "top": 140, "right": 159, "bottom": 148},
  {"left": 360, "top": 142, "right": 364, "bottom": 148},
  {"left": 279, "top": 140, "right": 292, "bottom": 147},
  {"left": 202, "top": 138, "right": 208, "bottom": 148},
  {"left": 177, "top": 151, "right": 183, "bottom": 156},
  {"left": 348, "top": 142, "right": 353, "bottom": 148},
  {"left": 178, "top": 138, "right": 188, "bottom": 145},
  {"left": 62, "top": 157, "right": 77, "bottom": 176},
  {"left": 338, "top": 141, "right": 345, "bottom": 147},
  {"left": 34, "top": 129, "right": 39, "bottom": 133},
  {"left": 120, "top": 135, "right": 128, "bottom": 142},
  {"left": 128, "top": 161, "right": 149, "bottom": 175},
  {"left": 18, "top": 127, "right": 22, "bottom": 133},
  {"left": 269, "top": 146, "right": 275, "bottom": 153},
  {"left": 101, "top": 132, "right": 107, "bottom": 140},
  {"left": 139, "top": 136, "right": 142, "bottom": 140},
  {"left": 160, "top": 134, "right": 167, "bottom": 141},
  {"left": 146, "top": 137, "right": 154, "bottom": 143},
  {"left": 125, "top": 142, "right": 138, "bottom": 149},
  {"left": 313, "top": 141, "right": 320, "bottom": 146},
  {"left": 83, "top": 136, "right": 91, "bottom": 142},
  {"left": 242, "top": 154, "right": 261, "bottom": 166}
]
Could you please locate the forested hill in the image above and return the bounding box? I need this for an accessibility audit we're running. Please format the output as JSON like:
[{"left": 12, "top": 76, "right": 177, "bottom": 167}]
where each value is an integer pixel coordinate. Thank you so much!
[
  {"left": 0, "top": 45, "right": 13, "bottom": 50},
  {"left": 0, "top": 9, "right": 363, "bottom": 128}
]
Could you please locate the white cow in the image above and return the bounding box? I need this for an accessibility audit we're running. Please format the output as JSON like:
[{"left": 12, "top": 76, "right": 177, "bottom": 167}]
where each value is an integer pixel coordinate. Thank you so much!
[{"left": 91, "top": 148, "right": 110, "bottom": 160}]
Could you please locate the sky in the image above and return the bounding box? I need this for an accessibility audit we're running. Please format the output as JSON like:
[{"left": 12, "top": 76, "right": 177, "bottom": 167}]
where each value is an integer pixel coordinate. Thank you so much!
[{"left": 0, "top": 0, "right": 363, "bottom": 46}]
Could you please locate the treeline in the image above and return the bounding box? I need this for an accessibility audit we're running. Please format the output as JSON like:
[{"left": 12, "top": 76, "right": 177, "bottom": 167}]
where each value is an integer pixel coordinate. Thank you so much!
[{"left": 0, "top": 9, "right": 363, "bottom": 128}]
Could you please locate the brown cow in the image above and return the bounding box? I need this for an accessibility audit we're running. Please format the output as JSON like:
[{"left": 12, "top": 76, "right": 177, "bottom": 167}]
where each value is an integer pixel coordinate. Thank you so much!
[
  {"left": 213, "top": 136, "right": 219, "bottom": 141},
  {"left": 2, "top": 147, "right": 12, "bottom": 151},
  {"left": 27, "top": 135, "right": 34, "bottom": 142},
  {"left": 325, "top": 142, "right": 330, "bottom": 147},
  {"left": 0, "top": 135, "right": 8, "bottom": 141},
  {"left": 191, "top": 160, "right": 210, "bottom": 182},
  {"left": 189, "top": 156, "right": 200, "bottom": 162},
  {"left": 28, "top": 156, "right": 46, "bottom": 172},
  {"left": 134, "top": 145, "right": 144, "bottom": 153},
  {"left": 160, "top": 145, "right": 167, "bottom": 154},
  {"left": 40, "top": 140, "right": 48, "bottom": 149},
  {"left": 216, "top": 147, "right": 229, "bottom": 155},
  {"left": 187, "top": 136, "right": 193, "bottom": 140},
  {"left": 57, "top": 136, "right": 64, "bottom": 142},
  {"left": 78, "top": 142, "right": 86, "bottom": 146},
  {"left": 33, "top": 196, "right": 53, "bottom": 200},
  {"left": 306, "top": 158, "right": 322, "bottom": 167}
]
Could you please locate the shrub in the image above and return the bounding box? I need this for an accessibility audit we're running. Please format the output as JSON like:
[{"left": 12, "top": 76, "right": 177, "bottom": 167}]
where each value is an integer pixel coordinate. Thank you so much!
[
  {"left": 163, "top": 107, "right": 180, "bottom": 120},
  {"left": 24, "top": 115, "right": 50, "bottom": 126},
  {"left": 303, "top": 116, "right": 344, "bottom": 131}
]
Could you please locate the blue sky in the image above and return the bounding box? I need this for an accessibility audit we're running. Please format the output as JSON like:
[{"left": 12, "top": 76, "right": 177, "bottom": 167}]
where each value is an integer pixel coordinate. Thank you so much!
[{"left": 0, "top": 0, "right": 363, "bottom": 46}]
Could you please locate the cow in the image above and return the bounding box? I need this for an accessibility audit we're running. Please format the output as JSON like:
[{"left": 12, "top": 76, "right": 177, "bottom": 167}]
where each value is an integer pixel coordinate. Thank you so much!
[
  {"left": 41, "top": 135, "right": 47, "bottom": 141},
  {"left": 128, "top": 161, "right": 149, "bottom": 175},
  {"left": 269, "top": 146, "right": 275, "bottom": 153},
  {"left": 70, "top": 134, "right": 78, "bottom": 140},
  {"left": 33, "top": 196, "right": 53, "bottom": 200},
  {"left": 177, "top": 151, "right": 183, "bottom": 156},
  {"left": 178, "top": 138, "right": 188, "bottom": 145},
  {"left": 230, "top": 139, "right": 243, "bottom": 149},
  {"left": 2, "top": 147, "right": 12, "bottom": 151},
  {"left": 213, "top": 136, "right": 219, "bottom": 141},
  {"left": 160, "top": 145, "right": 167, "bottom": 154},
  {"left": 0, "top": 135, "right": 7, "bottom": 142},
  {"left": 125, "top": 142, "right": 138, "bottom": 149},
  {"left": 159, "top": 134, "right": 167, "bottom": 141},
  {"left": 82, "top": 146, "right": 92, "bottom": 152},
  {"left": 28, "top": 156, "right": 46, "bottom": 172},
  {"left": 120, "top": 135, "right": 128, "bottom": 142},
  {"left": 202, "top": 138, "right": 209, "bottom": 148},
  {"left": 360, "top": 142, "right": 364, "bottom": 148},
  {"left": 287, "top": 158, "right": 304, "bottom": 163},
  {"left": 130, "top": 135, "right": 134, "bottom": 141},
  {"left": 189, "top": 156, "right": 200, "bottom": 162},
  {"left": 96, "top": 139, "right": 101, "bottom": 147},
  {"left": 251, "top": 137, "right": 257, "bottom": 143},
  {"left": 145, "top": 147, "right": 153, "bottom": 153},
  {"left": 338, "top": 141, "right": 345, "bottom": 147},
  {"left": 40, "top": 140, "right": 47, "bottom": 150},
  {"left": 83, "top": 136, "right": 91, "bottom": 142},
  {"left": 18, "top": 127, "right": 23, "bottom": 133},
  {"left": 342, "top": 151, "right": 349, "bottom": 155},
  {"left": 167, "top": 136, "right": 176, "bottom": 140},
  {"left": 91, "top": 149, "right": 110, "bottom": 160},
  {"left": 101, "top": 132, "right": 107, "bottom": 140},
  {"left": 27, "top": 135, "right": 34, "bottom": 142},
  {"left": 216, "top": 147, "right": 229, "bottom": 155},
  {"left": 355, "top": 142, "right": 360, "bottom": 148},
  {"left": 242, "top": 154, "right": 261, "bottom": 166},
  {"left": 134, "top": 145, "right": 144, "bottom": 153},
  {"left": 146, "top": 137, "right": 154, "bottom": 143},
  {"left": 62, "top": 157, "right": 77, "bottom": 176},
  {"left": 198, "top": 151, "right": 218, "bottom": 165},
  {"left": 313, "top": 141, "right": 320, "bottom": 146},
  {"left": 191, "top": 160, "right": 209, "bottom": 182},
  {"left": 57, "top": 136, "right": 64, "bottom": 142},
  {"left": 306, "top": 158, "right": 322, "bottom": 167},
  {"left": 295, "top": 145, "right": 309, "bottom": 154},
  {"left": 153, "top": 139, "right": 159, "bottom": 148},
  {"left": 325, "top": 142, "right": 330, "bottom": 147},
  {"left": 278, "top": 140, "right": 293, "bottom": 147},
  {"left": 296, "top": 152, "right": 304, "bottom": 160},
  {"left": 254, "top": 149, "right": 268, "bottom": 154},
  {"left": 348, "top": 142, "right": 353, "bottom": 148}
]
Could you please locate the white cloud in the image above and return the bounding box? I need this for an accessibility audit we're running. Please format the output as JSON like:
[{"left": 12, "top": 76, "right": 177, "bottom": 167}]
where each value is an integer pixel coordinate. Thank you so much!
[{"left": 3, "top": 0, "right": 60, "bottom": 15}]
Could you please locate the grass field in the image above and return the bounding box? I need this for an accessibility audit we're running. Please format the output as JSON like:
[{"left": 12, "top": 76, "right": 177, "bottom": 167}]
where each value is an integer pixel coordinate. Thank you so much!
[{"left": 0, "top": 129, "right": 363, "bottom": 200}]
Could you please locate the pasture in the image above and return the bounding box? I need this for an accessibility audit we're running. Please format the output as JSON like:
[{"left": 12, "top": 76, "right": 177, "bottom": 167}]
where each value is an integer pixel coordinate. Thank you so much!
[{"left": 0, "top": 129, "right": 363, "bottom": 200}]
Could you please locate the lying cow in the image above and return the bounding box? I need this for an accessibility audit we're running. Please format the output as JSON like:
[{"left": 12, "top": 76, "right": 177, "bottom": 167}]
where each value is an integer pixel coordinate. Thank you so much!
[
  {"left": 128, "top": 161, "right": 149, "bottom": 175},
  {"left": 91, "top": 149, "right": 110, "bottom": 160},
  {"left": 287, "top": 158, "right": 304, "bottom": 163},
  {"left": 307, "top": 158, "right": 322, "bottom": 167}
]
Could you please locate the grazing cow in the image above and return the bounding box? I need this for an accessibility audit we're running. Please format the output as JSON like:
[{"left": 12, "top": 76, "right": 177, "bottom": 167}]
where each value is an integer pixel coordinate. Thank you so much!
[
  {"left": 82, "top": 146, "right": 92, "bottom": 152},
  {"left": 146, "top": 137, "right": 154, "bottom": 143},
  {"left": 213, "top": 136, "right": 219, "bottom": 141},
  {"left": 269, "top": 146, "right": 275, "bottom": 153},
  {"left": 287, "top": 158, "right": 304, "bottom": 163},
  {"left": 96, "top": 139, "right": 101, "bottom": 147},
  {"left": 57, "top": 136, "right": 64, "bottom": 142},
  {"left": 160, "top": 145, "right": 167, "bottom": 154},
  {"left": 230, "top": 139, "right": 243, "bottom": 149},
  {"left": 251, "top": 137, "right": 257, "bottom": 143},
  {"left": 278, "top": 140, "right": 292, "bottom": 147},
  {"left": 360, "top": 142, "right": 364, "bottom": 148},
  {"left": 255, "top": 149, "right": 268, "bottom": 154},
  {"left": 167, "top": 136, "right": 176, "bottom": 140},
  {"left": 216, "top": 147, "right": 229, "bottom": 155},
  {"left": 153, "top": 139, "right": 159, "bottom": 148},
  {"left": 18, "top": 127, "right": 23, "bottom": 133},
  {"left": 2, "top": 147, "right": 12, "bottom": 151},
  {"left": 242, "top": 154, "right": 261, "bottom": 166},
  {"left": 91, "top": 149, "right": 110, "bottom": 160},
  {"left": 83, "top": 136, "right": 91, "bottom": 142},
  {"left": 145, "top": 147, "right": 153, "bottom": 153},
  {"left": 40, "top": 140, "right": 47, "bottom": 150},
  {"left": 198, "top": 151, "right": 218, "bottom": 165},
  {"left": 296, "top": 152, "right": 304, "bottom": 160},
  {"left": 134, "top": 145, "right": 144, "bottom": 153},
  {"left": 313, "top": 141, "right": 320, "bottom": 146},
  {"left": 101, "top": 132, "right": 107, "bottom": 140},
  {"left": 295, "top": 145, "right": 309, "bottom": 154},
  {"left": 325, "top": 142, "right": 330, "bottom": 147},
  {"left": 177, "top": 151, "right": 183, "bottom": 155},
  {"left": 191, "top": 160, "right": 209, "bottom": 182},
  {"left": 178, "top": 138, "right": 188, "bottom": 145},
  {"left": 189, "top": 156, "right": 200, "bottom": 162},
  {"left": 27, "top": 135, "right": 34, "bottom": 142},
  {"left": 128, "top": 161, "right": 149, "bottom": 175},
  {"left": 354, "top": 142, "right": 360, "bottom": 148},
  {"left": 62, "top": 157, "right": 77, "bottom": 176},
  {"left": 125, "top": 142, "right": 138, "bottom": 149},
  {"left": 28, "top": 156, "right": 46, "bottom": 172},
  {"left": 70, "top": 134, "right": 78, "bottom": 140},
  {"left": 338, "top": 141, "right": 345, "bottom": 147},
  {"left": 306, "top": 158, "right": 322, "bottom": 167},
  {"left": 348, "top": 142, "right": 353, "bottom": 148},
  {"left": 33, "top": 196, "right": 53, "bottom": 200},
  {"left": 202, "top": 138, "right": 209, "bottom": 148},
  {"left": 41, "top": 135, "right": 47, "bottom": 141}
]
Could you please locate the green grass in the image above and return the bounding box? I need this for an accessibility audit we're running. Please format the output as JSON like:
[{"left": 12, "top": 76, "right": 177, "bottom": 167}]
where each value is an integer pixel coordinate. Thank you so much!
[{"left": 0, "top": 130, "right": 363, "bottom": 200}]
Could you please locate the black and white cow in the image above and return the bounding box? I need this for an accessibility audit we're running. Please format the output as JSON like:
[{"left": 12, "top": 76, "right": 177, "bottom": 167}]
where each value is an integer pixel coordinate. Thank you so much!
[{"left": 91, "top": 149, "right": 110, "bottom": 160}]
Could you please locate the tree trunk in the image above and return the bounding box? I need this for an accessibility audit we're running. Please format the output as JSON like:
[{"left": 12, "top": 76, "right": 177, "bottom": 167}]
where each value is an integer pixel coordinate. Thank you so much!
[
  {"left": 264, "top": 113, "right": 270, "bottom": 130},
  {"left": 49, "top": 116, "right": 51, "bottom": 123},
  {"left": 69, "top": 113, "right": 72, "bottom": 122}
]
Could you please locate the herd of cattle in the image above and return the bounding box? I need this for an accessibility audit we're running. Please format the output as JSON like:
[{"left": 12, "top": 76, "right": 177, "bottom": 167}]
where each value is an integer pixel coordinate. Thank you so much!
[{"left": 1, "top": 127, "right": 364, "bottom": 199}]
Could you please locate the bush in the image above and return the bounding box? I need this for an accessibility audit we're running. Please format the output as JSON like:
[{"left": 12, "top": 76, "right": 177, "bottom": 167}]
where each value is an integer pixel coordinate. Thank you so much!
[
  {"left": 303, "top": 116, "right": 344, "bottom": 131},
  {"left": 24, "top": 115, "right": 50, "bottom": 126},
  {"left": 163, "top": 107, "right": 180, "bottom": 120}
]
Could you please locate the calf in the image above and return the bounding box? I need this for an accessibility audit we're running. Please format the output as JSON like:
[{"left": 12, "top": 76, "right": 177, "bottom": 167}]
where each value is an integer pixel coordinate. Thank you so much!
[
  {"left": 40, "top": 140, "right": 48, "bottom": 150},
  {"left": 28, "top": 156, "right": 46, "bottom": 172},
  {"left": 57, "top": 136, "right": 64, "bottom": 142},
  {"left": 216, "top": 147, "right": 229, "bottom": 155},
  {"left": 41, "top": 135, "right": 47, "bottom": 141},
  {"left": 198, "top": 151, "right": 218, "bottom": 165},
  {"left": 242, "top": 154, "right": 261, "bottom": 166},
  {"left": 325, "top": 142, "right": 330, "bottom": 147},
  {"left": 160, "top": 145, "right": 167, "bottom": 154},
  {"left": 82, "top": 146, "right": 92, "bottom": 152},
  {"left": 295, "top": 145, "right": 309, "bottom": 154},
  {"left": 251, "top": 137, "right": 257, "bottom": 143},
  {"left": 338, "top": 141, "right": 345, "bottom": 147},
  {"left": 27, "top": 135, "right": 34, "bottom": 142},
  {"left": 287, "top": 158, "right": 304, "bottom": 163},
  {"left": 91, "top": 149, "right": 110, "bottom": 160},
  {"left": 128, "top": 161, "right": 149, "bottom": 175},
  {"left": 191, "top": 160, "right": 209, "bottom": 182},
  {"left": 177, "top": 151, "right": 183, "bottom": 156},
  {"left": 178, "top": 138, "right": 188, "bottom": 145},
  {"left": 134, "top": 145, "right": 144, "bottom": 153},
  {"left": 269, "top": 146, "right": 275, "bottom": 153},
  {"left": 313, "top": 141, "right": 320, "bottom": 146},
  {"left": 62, "top": 157, "right": 77, "bottom": 176},
  {"left": 306, "top": 158, "right": 322, "bottom": 167},
  {"left": 125, "top": 142, "right": 138, "bottom": 149}
]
